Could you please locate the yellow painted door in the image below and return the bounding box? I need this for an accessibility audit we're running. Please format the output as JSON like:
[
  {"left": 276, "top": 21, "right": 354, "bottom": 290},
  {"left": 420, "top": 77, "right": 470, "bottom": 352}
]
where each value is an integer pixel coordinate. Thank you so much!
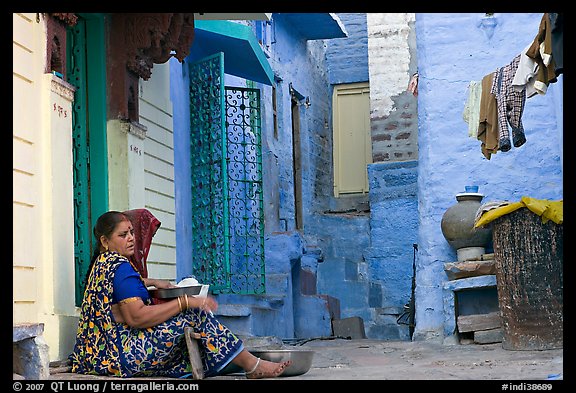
[{"left": 333, "top": 83, "right": 372, "bottom": 196}]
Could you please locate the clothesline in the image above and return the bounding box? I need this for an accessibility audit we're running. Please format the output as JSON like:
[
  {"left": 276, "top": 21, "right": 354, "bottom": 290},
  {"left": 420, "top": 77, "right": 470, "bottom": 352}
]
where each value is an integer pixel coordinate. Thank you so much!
[{"left": 462, "top": 13, "right": 563, "bottom": 160}]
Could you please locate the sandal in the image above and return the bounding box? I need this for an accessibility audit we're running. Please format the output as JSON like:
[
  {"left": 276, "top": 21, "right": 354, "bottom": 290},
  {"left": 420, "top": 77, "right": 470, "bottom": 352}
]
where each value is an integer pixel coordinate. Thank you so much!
[{"left": 245, "top": 357, "right": 291, "bottom": 379}]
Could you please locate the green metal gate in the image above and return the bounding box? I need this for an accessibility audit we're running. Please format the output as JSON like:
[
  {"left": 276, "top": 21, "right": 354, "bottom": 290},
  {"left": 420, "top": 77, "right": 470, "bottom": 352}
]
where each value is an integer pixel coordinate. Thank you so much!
[
  {"left": 188, "top": 53, "right": 265, "bottom": 294},
  {"left": 68, "top": 19, "right": 91, "bottom": 304}
]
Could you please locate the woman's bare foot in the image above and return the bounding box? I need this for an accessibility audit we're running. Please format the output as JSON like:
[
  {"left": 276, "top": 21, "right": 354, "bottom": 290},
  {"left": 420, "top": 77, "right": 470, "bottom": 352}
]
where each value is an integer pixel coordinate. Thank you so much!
[{"left": 245, "top": 357, "right": 292, "bottom": 379}]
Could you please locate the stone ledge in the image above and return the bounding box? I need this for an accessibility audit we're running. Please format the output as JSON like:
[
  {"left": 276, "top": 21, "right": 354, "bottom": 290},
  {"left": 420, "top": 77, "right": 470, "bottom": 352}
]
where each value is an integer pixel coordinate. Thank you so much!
[
  {"left": 13, "top": 323, "right": 50, "bottom": 379},
  {"left": 214, "top": 304, "right": 252, "bottom": 317},
  {"left": 444, "top": 259, "right": 496, "bottom": 280},
  {"left": 13, "top": 323, "right": 45, "bottom": 342}
]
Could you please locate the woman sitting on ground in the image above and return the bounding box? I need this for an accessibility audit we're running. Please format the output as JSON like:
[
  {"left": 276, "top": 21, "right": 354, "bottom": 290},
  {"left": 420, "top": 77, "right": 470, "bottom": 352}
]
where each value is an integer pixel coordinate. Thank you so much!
[{"left": 70, "top": 210, "right": 290, "bottom": 379}]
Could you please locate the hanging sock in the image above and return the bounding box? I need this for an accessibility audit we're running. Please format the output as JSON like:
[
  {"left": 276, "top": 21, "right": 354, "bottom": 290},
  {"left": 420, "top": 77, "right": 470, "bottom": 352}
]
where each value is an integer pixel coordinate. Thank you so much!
[
  {"left": 512, "top": 127, "right": 526, "bottom": 147},
  {"left": 499, "top": 137, "right": 511, "bottom": 152}
]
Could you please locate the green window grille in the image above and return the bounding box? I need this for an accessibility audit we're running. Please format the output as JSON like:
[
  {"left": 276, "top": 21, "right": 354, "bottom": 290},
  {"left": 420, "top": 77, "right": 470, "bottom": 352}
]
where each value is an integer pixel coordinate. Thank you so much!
[{"left": 188, "top": 53, "right": 265, "bottom": 294}]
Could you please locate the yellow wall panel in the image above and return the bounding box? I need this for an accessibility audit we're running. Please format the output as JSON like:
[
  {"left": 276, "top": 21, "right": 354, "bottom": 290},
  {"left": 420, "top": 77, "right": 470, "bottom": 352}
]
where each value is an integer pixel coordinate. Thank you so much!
[
  {"left": 146, "top": 191, "right": 175, "bottom": 214},
  {"left": 144, "top": 133, "right": 174, "bottom": 163},
  {"left": 151, "top": 227, "right": 176, "bottom": 245},
  {"left": 13, "top": 44, "right": 36, "bottom": 83},
  {"left": 140, "top": 101, "right": 175, "bottom": 133},
  {"left": 140, "top": 62, "right": 172, "bottom": 111},
  {"left": 13, "top": 171, "right": 37, "bottom": 207},
  {"left": 143, "top": 172, "right": 174, "bottom": 196},
  {"left": 148, "top": 243, "right": 176, "bottom": 265},
  {"left": 13, "top": 67, "right": 38, "bottom": 144},
  {"left": 12, "top": 302, "right": 38, "bottom": 325},
  {"left": 13, "top": 138, "right": 36, "bottom": 175},
  {"left": 13, "top": 204, "right": 40, "bottom": 268},
  {"left": 13, "top": 267, "right": 38, "bottom": 301},
  {"left": 146, "top": 264, "right": 176, "bottom": 281},
  {"left": 13, "top": 13, "right": 35, "bottom": 51}
]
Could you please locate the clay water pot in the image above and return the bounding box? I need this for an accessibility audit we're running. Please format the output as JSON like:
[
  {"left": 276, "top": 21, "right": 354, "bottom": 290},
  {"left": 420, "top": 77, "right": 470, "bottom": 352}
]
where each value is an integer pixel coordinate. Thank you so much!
[{"left": 441, "top": 192, "right": 492, "bottom": 260}]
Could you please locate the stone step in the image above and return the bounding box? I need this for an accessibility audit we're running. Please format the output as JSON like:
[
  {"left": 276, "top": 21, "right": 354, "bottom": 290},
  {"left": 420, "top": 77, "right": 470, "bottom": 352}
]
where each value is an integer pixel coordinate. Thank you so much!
[{"left": 457, "top": 311, "right": 501, "bottom": 333}]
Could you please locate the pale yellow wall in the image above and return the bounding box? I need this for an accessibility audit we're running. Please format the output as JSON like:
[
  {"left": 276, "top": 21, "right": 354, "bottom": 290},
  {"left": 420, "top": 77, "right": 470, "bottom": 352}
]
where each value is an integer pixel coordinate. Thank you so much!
[
  {"left": 40, "top": 73, "right": 80, "bottom": 361},
  {"left": 139, "top": 62, "right": 177, "bottom": 281},
  {"left": 13, "top": 13, "right": 79, "bottom": 361},
  {"left": 107, "top": 119, "right": 147, "bottom": 210},
  {"left": 13, "top": 12, "right": 45, "bottom": 324}
]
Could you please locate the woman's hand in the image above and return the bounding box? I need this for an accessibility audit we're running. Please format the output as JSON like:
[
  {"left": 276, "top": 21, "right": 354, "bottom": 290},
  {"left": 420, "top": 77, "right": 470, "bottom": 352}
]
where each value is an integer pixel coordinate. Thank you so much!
[
  {"left": 191, "top": 295, "right": 218, "bottom": 314},
  {"left": 155, "top": 279, "right": 178, "bottom": 289},
  {"left": 144, "top": 278, "right": 177, "bottom": 289}
]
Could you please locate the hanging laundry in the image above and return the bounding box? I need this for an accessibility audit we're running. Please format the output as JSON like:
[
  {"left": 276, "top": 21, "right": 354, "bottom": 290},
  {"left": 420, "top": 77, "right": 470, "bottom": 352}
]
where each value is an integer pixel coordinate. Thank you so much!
[
  {"left": 462, "top": 80, "right": 482, "bottom": 138},
  {"left": 526, "top": 13, "right": 557, "bottom": 95},
  {"left": 492, "top": 54, "right": 526, "bottom": 152},
  {"left": 512, "top": 44, "right": 539, "bottom": 98},
  {"left": 549, "top": 13, "right": 563, "bottom": 76},
  {"left": 407, "top": 72, "right": 418, "bottom": 97},
  {"left": 477, "top": 72, "right": 499, "bottom": 160}
]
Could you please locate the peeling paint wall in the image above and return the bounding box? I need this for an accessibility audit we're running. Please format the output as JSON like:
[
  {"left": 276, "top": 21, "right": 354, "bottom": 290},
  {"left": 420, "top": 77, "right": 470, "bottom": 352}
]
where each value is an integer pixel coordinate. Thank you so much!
[{"left": 368, "top": 13, "right": 418, "bottom": 162}]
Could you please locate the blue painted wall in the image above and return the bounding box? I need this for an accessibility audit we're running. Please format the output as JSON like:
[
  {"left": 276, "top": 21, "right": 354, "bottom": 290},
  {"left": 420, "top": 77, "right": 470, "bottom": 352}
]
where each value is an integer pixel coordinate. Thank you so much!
[
  {"left": 170, "top": 16, "right": 349, "bottom": 338},
  {"left": 169, "top": 13, "right": 563, "bottom": 342},
  {"left": 365, "top": 161, "right": 418, "bottom": 339},
  {"left": 326, "top": 13, "right": 369, "bottom": 85},
  {"left": 170, "top": 56, "right": 194, "bottom": 281},
  {"left": 413, "top": 13, "right": 563, "bottom": 340},
  {"left": 322, "top": 14, "right": 418, "bottom": 339}
]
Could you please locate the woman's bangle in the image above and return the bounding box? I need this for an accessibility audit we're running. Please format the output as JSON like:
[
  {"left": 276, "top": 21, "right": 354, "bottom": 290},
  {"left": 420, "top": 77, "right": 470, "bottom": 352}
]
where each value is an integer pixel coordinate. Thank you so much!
[
  {"left": 177, "top": 296, "right": 183, "bottom": 313},
  {"left": 184, "top": 294, "right": 189, "bottom": 310}
]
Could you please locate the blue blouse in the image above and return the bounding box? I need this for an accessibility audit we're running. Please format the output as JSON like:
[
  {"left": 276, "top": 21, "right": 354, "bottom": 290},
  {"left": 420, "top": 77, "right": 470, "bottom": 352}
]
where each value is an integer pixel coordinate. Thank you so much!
[{"left": 112, "top": 262, "right": 151, "bottom": 304}]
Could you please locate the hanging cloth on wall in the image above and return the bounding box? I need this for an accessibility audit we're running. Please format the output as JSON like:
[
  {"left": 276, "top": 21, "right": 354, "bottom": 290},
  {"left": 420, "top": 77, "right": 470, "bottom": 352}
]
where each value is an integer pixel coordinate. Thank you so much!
[
  {"left": 463, "top": 80, "right": 483, "bottom": 138},
  {"left": 526, "top": 13, "right": 557, "bottom": 96},
  {"left": 512, "top": 44, "right": 539, "bottom": 98},
  {"left": 477, "top": 72, "right": 500, "bottom": 160},
  {"left": 474, "top": 13, "right": 562, "bottom": 160},
  {"left": 407, "top": 72, "right": 419, "bottom": 97},
  {"left": 493, "top": 54, "right": 527, "bottom": 152},
  {"left": 549, "top": 13, "right": 563, "bottom": 76}
]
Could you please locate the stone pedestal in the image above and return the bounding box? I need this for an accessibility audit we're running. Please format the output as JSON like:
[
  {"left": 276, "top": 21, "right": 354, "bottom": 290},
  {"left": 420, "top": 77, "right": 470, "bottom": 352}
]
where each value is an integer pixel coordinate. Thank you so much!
[
  {"left": 13, "top": 324, "right": 50, "bottom": 379},
  {"left": 442, "top": 275, "right": 497, "bottom": 344}
]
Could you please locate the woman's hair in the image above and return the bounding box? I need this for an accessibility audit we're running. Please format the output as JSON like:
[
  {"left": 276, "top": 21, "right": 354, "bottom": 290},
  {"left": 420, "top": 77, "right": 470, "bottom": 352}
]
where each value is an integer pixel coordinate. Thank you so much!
[{"left": 83, "top": 211, "right": 130, "bottom": 287}]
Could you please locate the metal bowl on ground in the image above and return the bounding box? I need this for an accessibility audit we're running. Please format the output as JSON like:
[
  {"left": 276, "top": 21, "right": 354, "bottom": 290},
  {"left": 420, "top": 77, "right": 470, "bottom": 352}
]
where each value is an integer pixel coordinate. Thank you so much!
[{"left": 249, "top": 349, "right": 315, "bottom": 377}]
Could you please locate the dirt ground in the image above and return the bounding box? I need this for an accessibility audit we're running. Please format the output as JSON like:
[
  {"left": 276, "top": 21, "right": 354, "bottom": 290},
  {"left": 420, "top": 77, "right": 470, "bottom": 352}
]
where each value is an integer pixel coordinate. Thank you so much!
[
  {"left": 46, "top": 338, "right": 563, "bottom": 382},
  {"left": 277, "top": 338, "right": 564, "bottom": 380}
]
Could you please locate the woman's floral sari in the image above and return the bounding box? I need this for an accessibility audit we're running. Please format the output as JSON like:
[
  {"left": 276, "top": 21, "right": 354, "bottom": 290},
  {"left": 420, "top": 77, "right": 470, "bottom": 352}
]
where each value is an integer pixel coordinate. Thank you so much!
[{"left": 70, "top": 251, "right": 243, "bottom": 378}]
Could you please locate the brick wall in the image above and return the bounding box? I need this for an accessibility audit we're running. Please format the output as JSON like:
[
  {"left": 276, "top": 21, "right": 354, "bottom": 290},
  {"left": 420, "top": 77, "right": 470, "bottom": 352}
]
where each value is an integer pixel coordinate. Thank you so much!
[{"left": 367, "top": 13, "right": 418, "bottom": 163}]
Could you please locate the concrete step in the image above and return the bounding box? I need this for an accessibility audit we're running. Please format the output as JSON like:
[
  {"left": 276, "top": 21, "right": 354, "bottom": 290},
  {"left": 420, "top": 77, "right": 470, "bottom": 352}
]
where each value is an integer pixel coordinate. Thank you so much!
[{"left": 215, "top": 303, "right": 289, "bottom": 337}]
